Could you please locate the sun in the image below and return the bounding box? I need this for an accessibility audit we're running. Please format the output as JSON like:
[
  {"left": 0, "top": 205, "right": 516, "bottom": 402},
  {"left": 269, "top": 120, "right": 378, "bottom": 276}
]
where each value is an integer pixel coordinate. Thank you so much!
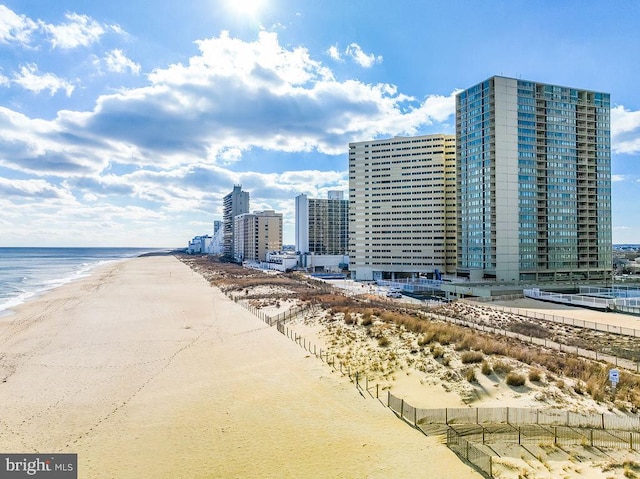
[{"left": 225, "top": 0, "right": 266, "bottom": 17}]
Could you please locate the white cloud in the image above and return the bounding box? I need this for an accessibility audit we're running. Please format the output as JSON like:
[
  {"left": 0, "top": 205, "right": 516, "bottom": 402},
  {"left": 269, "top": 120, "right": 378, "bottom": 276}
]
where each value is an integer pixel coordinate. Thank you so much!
[
  {"left": 326, "top": 45, "right": 342, "bottom": 62},
  {"left": 103, "top": 49, "right": 141, "bottom": 75},
  {"left": 327, "top": 42, "right": 382, "bottom": 68},
  {"left": 0, "top": 30, "right": 457, "bottom": 246},
  {"left": 40, "top": 12, "right": 106, "bottom": 49},
  {"left": 63, "top": 30, "right": 450, "bottom": 160},
  {"left": 12, "top": 64, "right": 75, "bottom": 96},
  {"left": 0, "top": 6, "right": 126, "bottom": 50},
  {"left": 0, "top": 5, "right": 38, "bottom": 45},
  {"left": 612, "top": 105, "right": 640, "bottom": 154},
  {"left": 612, "top": 174, "right": 625, "bottom": 182},
  {"left": 345, "top": 43, "right": 382, "bottom": 68},
  {"left": 0, "top": 177, "right": 75, "bottom": 201},
  {"left": 0, "top": 106, "right": 111, "bottom": 176}
]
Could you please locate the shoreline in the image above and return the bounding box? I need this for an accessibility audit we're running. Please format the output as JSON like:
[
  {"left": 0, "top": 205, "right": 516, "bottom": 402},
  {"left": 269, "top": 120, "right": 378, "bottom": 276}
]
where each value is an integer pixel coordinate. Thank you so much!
[
  {"left": 0, "top": 247, "right": 170, "bottom": 317},
  {"left": 0, "top": 254, "right": 481, "bottom": 478}
]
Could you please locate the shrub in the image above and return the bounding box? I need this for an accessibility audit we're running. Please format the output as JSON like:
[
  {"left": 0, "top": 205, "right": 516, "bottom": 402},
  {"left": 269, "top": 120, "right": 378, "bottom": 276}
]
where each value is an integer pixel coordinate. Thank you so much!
[
  {"left": 481, "top": 361, "right": 493, "bottom": 375},
  {"left": 506, "top": 372, "right": 526, "bottom": 387},
  {"left": 493, "top": 360, "right": 513, "bottom": 375},
  {"left": 461, "top": 351, "right": 484, "bottom": 364},
  {"left": 586, "top": 378, "right": 606, "bottom": 402},
  {"left": 431, "top": 345, "right": 445, "bottom": 359},
  {"left": 377, "top": 336, "right": 390, "bottom": 347},
  {"left": 464, "top": 367, "right": 477, "bottom": 383},
  {"left": 454, "top": 334, "right": 474, "bottom": 351},
  {"left": 442, "top": 356, "right": 451, "bottom": 367},
  {"left": 344, "top": 310, "right": 354, "bottom": 325},
  {"left": 528, "top": 368, "right": 543, "bottom": 382},
  {"left": 509, "top": 321, "right": 550, "bottom": 339}
]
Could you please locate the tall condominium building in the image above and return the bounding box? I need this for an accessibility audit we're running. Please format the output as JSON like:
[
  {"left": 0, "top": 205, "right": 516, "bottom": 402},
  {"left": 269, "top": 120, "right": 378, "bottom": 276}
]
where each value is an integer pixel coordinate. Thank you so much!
[
  {"left": 233, "top": 210, "right": 283, "bottom": 263},
  {"left": 456, "top": 76, "right": 612, "bottom": 283},
  {"left": 211, "top": 220, "right": 224, "bottom": 254},
  {"left": 222, "top": 185, "right": 249, "bottom": 259},
  {"left": 295, "top": 191, "right": 349, "bottom": 255},
  {"left": 348, "top": 134, "right": 457, "bottom": 281}
]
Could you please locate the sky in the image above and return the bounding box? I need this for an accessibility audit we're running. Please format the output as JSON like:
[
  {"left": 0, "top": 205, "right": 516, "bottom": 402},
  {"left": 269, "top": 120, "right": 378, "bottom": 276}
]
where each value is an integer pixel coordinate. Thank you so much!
[{"left": 1, "top": 1, "right": 640, "bottom": 248}]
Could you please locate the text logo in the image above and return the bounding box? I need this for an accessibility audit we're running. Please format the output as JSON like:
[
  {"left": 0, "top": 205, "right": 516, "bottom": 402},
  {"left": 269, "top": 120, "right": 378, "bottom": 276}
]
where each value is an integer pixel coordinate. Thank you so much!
[{"left": 0, "top": 454, "right": 77, "bottom": 479}]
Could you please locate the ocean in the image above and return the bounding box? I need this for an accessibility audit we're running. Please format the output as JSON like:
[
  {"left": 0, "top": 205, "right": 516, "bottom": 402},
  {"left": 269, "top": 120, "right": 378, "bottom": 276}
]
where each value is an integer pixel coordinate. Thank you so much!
[{"left": 0, "top": 247, "right": 164, "bottom": 316}]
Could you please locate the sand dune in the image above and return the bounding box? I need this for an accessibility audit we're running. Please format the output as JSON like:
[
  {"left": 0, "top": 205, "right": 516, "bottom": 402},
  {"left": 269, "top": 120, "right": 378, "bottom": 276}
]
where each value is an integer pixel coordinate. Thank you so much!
[{"left": 0, "top": 255, "right": 480, "bottom": 478}]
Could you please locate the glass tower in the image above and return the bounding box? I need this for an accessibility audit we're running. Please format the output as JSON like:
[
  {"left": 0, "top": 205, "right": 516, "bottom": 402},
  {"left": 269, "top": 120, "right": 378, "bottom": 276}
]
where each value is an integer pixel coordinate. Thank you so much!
[{"left": 456, "top": 76, "right": 612, "bottom": 283}]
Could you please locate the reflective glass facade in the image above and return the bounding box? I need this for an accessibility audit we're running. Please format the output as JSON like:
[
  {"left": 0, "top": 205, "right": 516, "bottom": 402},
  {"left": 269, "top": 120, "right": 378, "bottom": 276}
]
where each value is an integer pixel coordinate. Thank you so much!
[{"left": 456, "top": 77, "right": 612, "bottom": 282}]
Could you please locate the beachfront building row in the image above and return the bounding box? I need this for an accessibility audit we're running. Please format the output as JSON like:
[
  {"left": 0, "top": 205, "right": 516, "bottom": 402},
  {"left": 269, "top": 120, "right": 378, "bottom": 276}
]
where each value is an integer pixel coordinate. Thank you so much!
[
  {"left": 233, "top": 210, "right": 283, "bottom": 263},
  {"left": 348, "top": 134, "right": 457, "bottom": 281},
  {"left": 207, "top": 76, "right": 612, "bottom": 287},
  {"left": 348, "top": 76, "right": 612, "bottom": 285}
]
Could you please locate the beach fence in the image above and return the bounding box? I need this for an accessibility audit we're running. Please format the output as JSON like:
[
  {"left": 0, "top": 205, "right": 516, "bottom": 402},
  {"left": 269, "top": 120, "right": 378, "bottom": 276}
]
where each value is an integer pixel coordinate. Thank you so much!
[
  {"left": 227, "top": 292, "right": 318, "bottom": 326},
  {"left": 227, "top": 290, "right": 386, "bottom": 400},
  {"left": 386, "top": 393, "right": 640, "bottom": 432},
  {"left": 388, "top": 391, "right": 640, "bottom": 478},
  {"left": 425, "top": 310, "right": 640, "bottom": 372},
  {"left": 233, "top": 294, "right": 640, "bottom": 478},
  {"left": 470, "top": 296, "right": 640, "bottom": 339},
  {"left": 277, "top": 323, "right": 385, "bottom": 401}
]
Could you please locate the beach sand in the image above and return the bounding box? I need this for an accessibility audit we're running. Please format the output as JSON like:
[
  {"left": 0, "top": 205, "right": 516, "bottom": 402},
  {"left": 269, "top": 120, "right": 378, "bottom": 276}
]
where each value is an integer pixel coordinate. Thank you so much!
[{"left": 0, "top": 255, "right": 480, "bottom": 478}]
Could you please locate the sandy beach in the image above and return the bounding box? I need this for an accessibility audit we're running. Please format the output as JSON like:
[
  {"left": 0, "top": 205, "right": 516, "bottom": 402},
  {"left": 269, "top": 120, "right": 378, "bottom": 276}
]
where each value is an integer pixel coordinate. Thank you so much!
[{"left": 0, "top": 255, "right": 480, "bottom": 478}]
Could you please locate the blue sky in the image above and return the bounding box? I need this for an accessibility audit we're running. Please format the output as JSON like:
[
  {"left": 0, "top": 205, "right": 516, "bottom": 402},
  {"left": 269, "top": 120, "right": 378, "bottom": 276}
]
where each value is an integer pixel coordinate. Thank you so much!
[{"left": 1, "top": 1, "right": 639, "bottom": 247}]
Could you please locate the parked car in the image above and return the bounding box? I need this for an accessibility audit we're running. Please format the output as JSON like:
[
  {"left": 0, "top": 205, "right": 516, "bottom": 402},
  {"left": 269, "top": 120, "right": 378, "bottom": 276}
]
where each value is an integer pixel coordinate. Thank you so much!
[{"left": 386, "top": 291, "right": 402, "bottom": 298}]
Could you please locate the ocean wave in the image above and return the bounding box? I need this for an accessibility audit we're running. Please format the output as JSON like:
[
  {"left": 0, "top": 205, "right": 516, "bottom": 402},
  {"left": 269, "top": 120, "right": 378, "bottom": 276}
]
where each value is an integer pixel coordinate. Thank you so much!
[{"left": 0, "top": 249, "right": 145, "bottom": 315}]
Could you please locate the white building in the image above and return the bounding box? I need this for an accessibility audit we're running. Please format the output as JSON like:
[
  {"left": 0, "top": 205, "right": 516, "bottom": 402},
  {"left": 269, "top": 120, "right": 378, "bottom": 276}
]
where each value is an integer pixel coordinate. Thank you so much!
[
  {"left": 211, "top": 220, "right": 224, "bottom": 254},
  {"left": 348, "top": 134, "right": 457, "bottom": 281},
  {"left": 265, "top": 252, "right": 299, "bottom": 272},
  {"left": 295, "top": 190, "right": 349, "bottom": 273},
  {"left": 295, "top": 191, "right": 348, "bottom": 255},
  {"left": 187, "top": 235, "right": 213, "bottom": 254}
]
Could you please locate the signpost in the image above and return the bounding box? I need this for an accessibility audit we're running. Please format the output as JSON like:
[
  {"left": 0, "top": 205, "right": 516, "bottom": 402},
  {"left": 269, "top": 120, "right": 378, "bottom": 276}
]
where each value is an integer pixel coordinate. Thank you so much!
[{"left": 609, "top": 368, "right": 619, "bottom": 394}]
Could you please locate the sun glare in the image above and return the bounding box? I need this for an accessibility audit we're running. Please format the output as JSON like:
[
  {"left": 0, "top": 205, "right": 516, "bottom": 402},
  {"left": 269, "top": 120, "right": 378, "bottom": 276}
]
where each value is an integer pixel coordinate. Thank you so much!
[{"left": 226, "top": 0, "right": 265, "bottom": 17}]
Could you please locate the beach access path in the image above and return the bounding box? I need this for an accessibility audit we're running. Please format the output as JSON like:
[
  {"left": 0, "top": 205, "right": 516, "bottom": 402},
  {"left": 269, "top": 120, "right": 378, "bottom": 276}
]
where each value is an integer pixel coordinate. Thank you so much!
[{"left": 0, "top": 255, "right": 480, "bottom": 478}]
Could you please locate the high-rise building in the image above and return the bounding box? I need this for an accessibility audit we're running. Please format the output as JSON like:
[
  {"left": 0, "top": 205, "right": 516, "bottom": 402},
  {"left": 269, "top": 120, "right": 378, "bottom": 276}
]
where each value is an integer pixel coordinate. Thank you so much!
[
  {"left": 348, "top": 134, "right": 457, "bottom": 281},
  {"left": 233, "top": 210, "right": 283, "bottom": 263},
  {"left": 211, "top": 220, "right": 224, "bottom": 254},
  {"left": 295, "top": 191, "right": 349, "bottom": 255},
  {"left": 456, "top": 76, "right": 612, "bottom": 283},
  {"left": 222, "top": 185, "right": 249, "bottom": 259}
]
